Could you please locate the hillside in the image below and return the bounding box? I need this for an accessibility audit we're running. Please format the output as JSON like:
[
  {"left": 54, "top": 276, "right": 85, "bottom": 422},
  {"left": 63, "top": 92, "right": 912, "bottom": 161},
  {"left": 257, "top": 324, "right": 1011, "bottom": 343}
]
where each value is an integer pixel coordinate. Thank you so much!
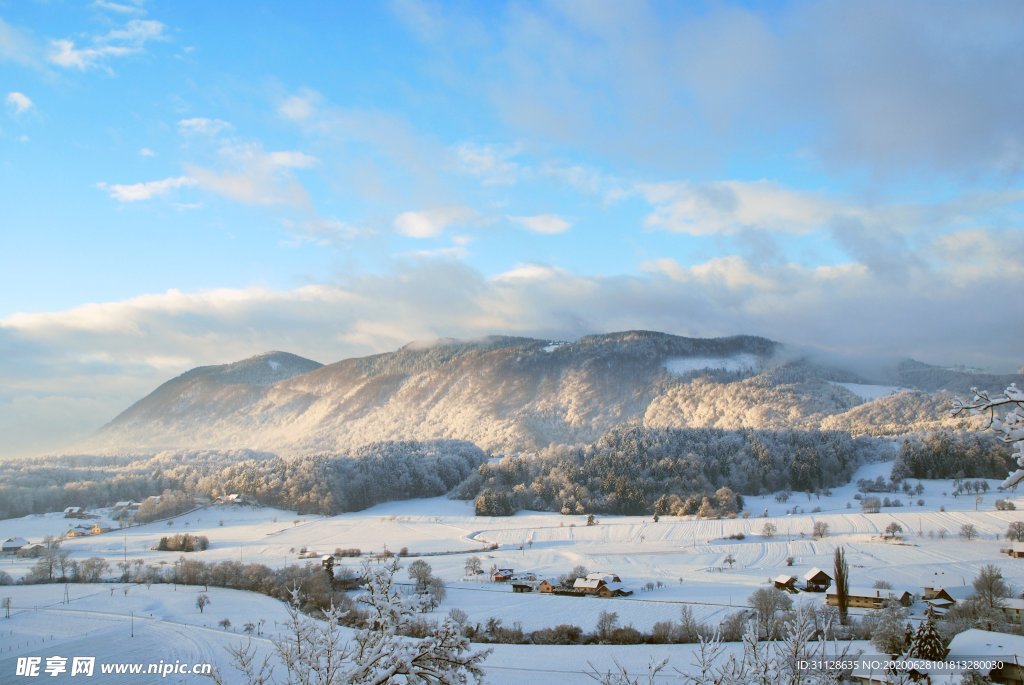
[{"left": 76, "top": 331, "right": 1021, "bottom": 456}]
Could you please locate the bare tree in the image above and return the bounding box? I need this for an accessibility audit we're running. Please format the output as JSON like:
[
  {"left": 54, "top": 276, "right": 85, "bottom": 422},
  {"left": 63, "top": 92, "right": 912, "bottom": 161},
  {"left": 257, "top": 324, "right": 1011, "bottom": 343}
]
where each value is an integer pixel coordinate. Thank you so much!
[
  {"left": 407, "top": 559, "right": 432, "bottom": 592},
  {"left": 812, "top": 521, "right": 829, "bottom": 539},
  {"left": 196, "top": 593, "right": 210, "bottom": 613},
  {"left": 748, "top": 587, "right": 793, "bottom": 639},
  {"left": 972, "top": 564, "right": 1010, "bottom": 609},
  {"left": 960, "top": 523, "right": 978, "bottom": 540},
  {"left": 761, "top": 522, "right": 777, "bottom": 538}
]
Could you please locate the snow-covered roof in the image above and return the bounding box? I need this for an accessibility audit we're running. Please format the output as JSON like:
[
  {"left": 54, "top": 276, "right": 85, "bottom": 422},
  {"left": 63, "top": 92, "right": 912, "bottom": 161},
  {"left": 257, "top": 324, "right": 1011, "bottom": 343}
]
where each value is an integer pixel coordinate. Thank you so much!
[
  {"left": 774, "top": 574, "right": 797, "bottom": 584},
  {"left": 2, "top": 537, "right": 28, "bottom": 549},
  {"left": 827, "top": 586, "right": 911, "bottom": 600},
  {"left": 573, "top": 578, "right": 603, "bottom": 590},
  {"left": 1002, "top": 597, "right": 1024, "bottom": 611},
  {"left": 804, "top": 567, "right": 831, "bottom": 581},
  {"left": 585, "top": 571, "right": 620, "bottom": 582},
  {"left": 946, "top": 629, "right": 1024, "bottom": 661},
  {"left": 933, "top": 586, "right": 974, "bottom": 601}
]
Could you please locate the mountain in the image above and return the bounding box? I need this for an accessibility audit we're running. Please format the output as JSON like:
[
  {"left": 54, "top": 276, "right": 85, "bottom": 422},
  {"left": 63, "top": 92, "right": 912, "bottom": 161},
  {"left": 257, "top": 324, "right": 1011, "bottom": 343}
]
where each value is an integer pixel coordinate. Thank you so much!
[{"left": 77, "top": 331, "right": 1022, "bottom": 456}]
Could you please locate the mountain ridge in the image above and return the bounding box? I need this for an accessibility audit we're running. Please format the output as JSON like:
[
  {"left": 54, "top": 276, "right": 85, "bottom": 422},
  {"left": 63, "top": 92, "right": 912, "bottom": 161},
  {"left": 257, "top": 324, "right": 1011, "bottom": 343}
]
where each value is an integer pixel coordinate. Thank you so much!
[{"left": 78, "top": 331, "right": 1021, "bottom": 457}]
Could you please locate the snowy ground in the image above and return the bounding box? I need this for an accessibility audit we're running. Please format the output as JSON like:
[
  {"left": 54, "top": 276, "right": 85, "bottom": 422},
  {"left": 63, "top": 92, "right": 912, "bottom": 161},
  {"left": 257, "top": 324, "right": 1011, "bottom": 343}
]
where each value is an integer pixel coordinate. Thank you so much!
[{"left": 2, "top": 459, "right": 1023, "bottom": 683}]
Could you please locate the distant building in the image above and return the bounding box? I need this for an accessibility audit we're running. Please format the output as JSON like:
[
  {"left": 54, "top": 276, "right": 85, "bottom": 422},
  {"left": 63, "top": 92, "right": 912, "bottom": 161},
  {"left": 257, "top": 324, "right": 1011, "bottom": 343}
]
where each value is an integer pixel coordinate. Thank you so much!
[
  {"left": 65, "top": 525, "right": 93, "bottom": 538},
  {"left": 63, "top": 507, "right": 87, "bottom": 519},
  {"left": 493, "top": 568, "right": 514, "bottom": 582},
  {"left": 511, "top": 583, "right": 533, "bottom": 593},
  {"left": 597, "top": 582, "right": 633, "bottom": 598},
  {"left": 216, "top": 493, "right": 248, "bottom": 505},
  {"left": 920, "top": 586, "right": 1024, "bottom": 624},
  {"left": 945, "top": 630, "right": 1024, "bottom": 684},
  {"left": 826, "top": 586, "right": 912, "bottom": 609},
  {"left": 16, "top": 544, "right": 45, "bottom": 558},
  {"left": 1, "top": 537, "right": 28, "bottom": 553},
  {"left": 538, "top": 579, "right": 557, "bottom": 593},
  {"left": 852, "top": 629, "right": 1024, "bottom": 684},
  {"left": 89, "top": 523, "right": 111, "bottom": 535},
  {"left": 573, "top": 572, "right": 631, "bottom": 596},
  {"left": 774, "top": 575, "right": 798, "bottom": 593},
  {"left": 803, "top": 567, "right": 832, "bottom": 592}
]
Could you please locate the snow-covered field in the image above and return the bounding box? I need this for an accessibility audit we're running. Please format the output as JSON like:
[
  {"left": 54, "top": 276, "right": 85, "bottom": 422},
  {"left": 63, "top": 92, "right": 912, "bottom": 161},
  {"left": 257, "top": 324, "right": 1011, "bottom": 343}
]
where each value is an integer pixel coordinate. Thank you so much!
[
  {"left": 830, "top": 381, "right": 906, "bottom": 401},
  {"left": 2, "top": 459, "right": 1023, "bottom": 683}
]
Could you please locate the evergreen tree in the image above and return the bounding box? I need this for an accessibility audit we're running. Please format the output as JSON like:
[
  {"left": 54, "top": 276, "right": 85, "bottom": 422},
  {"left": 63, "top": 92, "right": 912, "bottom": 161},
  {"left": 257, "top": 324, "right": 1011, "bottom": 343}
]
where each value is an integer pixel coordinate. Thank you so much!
[{"left": 909, "top": 610, "right": 947, "bottom": 661}]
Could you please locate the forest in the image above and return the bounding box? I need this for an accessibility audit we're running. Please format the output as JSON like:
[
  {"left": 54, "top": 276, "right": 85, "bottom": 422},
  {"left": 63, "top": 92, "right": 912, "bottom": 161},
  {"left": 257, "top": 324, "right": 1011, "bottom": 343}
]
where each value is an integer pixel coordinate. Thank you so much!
[
  {"left": 455, "top": 425, "right": 886, "bottom": 516},
  {"left": 0, "top": 440, "right": 485, "bottom": 518},
  {"left": 0, "top": 425, "right": 1010, "bottom": 520}
]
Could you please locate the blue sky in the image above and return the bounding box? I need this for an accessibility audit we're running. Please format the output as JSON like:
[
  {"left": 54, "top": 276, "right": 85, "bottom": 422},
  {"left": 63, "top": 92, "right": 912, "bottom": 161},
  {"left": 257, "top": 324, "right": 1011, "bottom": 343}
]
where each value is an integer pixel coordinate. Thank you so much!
[{"left": 1, "top": 0, "right": 1023, "bottom": 456}]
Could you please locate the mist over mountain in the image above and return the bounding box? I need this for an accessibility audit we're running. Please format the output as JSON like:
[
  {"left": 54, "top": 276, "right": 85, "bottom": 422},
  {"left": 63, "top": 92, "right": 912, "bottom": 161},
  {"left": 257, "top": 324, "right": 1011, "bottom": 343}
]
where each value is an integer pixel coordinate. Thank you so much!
[{"left": 77, "top": 331, "right": 1021, "bottom": 457}]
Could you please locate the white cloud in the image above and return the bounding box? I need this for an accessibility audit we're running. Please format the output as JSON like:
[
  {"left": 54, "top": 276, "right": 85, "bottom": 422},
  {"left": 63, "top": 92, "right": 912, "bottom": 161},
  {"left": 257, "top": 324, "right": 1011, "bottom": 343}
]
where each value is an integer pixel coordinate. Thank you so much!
[
  {"left": 491, "top": 263, "right": 566, "bottom": 283},
  {"left": 281, "top": 217, "right": 364, "bottom": 246},
  {"left": 4, "top": 91, "right": 32, "bottom": 114},
  {"left": 138, "top": 147, "right": 155, "bottom": 157},
  {"left": 395, "top": 207, "right": 477, "bottom": 238},
  {"left": 93, "top": 0, "right": 146, "bottom": 15},
  {"left": 508, "top": 214, "right": 572, "bottom": 234},
  {"left": 641, "top": 180, "right": 838, "bottom": 235},
  {"left": 279, "top": 90, "right": 321, "bottom": 122},
  {"left": 182, "top": 143, "right": 316, "bottom": 207},
  {"left": 266, "top": 150, "right": 318, "bottom": 169},
  {"left": 178, "top": 117, "right": 232, "bottom": 137},
  {"left": 454, "top": 142, "right": 522, "bottom": 185},
  {"left": 49, "top": 19, "right": 165, "bottom": 71},
  {"left": 97, "top": 175, "right": 197, "bottom": 202}
]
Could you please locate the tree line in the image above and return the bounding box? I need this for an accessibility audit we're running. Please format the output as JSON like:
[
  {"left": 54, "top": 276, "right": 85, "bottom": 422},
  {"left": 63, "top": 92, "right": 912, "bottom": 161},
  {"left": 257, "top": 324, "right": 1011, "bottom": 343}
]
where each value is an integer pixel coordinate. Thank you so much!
[{"left": 458, "top": 425, "right": 881, "bottom": 516}]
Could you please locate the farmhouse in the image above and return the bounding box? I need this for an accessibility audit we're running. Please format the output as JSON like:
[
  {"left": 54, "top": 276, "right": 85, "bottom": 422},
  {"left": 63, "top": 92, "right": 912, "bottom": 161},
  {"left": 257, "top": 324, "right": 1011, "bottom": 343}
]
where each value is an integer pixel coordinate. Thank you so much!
[
  {"left": 573, "top": 577, "right": 604, "bottom": 594},
  {"left": 65, "top": 525, "right": 93, "bottom": 538},
  {"left": 1006, "top": 541, "right": 1024, "bottom": 559},
  {"left": 773, "top": 574, "right": 798, "bottom": 593},
  {"left": 945, "top": 629, "right": 1024, "bottom": 684},
  {"left": 573, "top": 572, "right": 630, "bottom": 596},
  {"left": 511, "top": 582, "right": 533, "bottom": 593},
  {"left": 2, "top": 537, "right": 28, "bottom": 553},
  {"left": 803, "top": 567, "right": 832, "bottom": 592},
  {"left": 538, "top": 579, "right": 557, "bottom": 593},
  {"left": 826, "top": 585, "right": 912, "bottom": 609},
  {"left": 492, "top": 568, "right": 514, "bottom": 582},
  {"left": 90, "top": 523, "right": 111, "bottom": 535},
  {"left": 16, "top": 544, "right": 45, "bottom": 558},
  {"left": 216, "top": 493, "right": 248, "bottom": 505},
  {"left": 597, "top": 582, "right": 633, "bottom": 598},
  {"left": 63, "top": 506, "right": 87, "bottom": 519}
]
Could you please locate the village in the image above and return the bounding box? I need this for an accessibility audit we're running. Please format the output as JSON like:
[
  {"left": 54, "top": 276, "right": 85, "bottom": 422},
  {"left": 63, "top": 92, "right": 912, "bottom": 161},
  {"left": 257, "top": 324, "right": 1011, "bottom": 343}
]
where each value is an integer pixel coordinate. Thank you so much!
[{"left": 2, "top": 457, "right": 1024, "bottom": 683}]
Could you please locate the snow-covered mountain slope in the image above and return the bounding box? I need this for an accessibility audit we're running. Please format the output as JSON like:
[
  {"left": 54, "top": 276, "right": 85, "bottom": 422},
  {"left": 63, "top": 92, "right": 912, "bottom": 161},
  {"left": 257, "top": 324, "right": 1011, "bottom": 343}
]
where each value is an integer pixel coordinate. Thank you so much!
[{"left": 73, "top": 331, "right": 1021, "bottom": 456}]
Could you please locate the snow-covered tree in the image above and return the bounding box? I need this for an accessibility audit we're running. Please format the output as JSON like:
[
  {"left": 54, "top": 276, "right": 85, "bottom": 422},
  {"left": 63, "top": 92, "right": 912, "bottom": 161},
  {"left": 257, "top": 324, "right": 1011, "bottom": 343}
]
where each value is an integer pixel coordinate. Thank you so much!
[
  {"left": 952, "top": 383, "right": 1024, "bottom": 489},
  {"left": 213, "top": 558, "right": 490, "bottom": 685},
  {"left": 867, "top": 601, "right": 909, "bottom": 655},
  {"left": 908, "top": 609, "right": 947, "bottom": 661},
  {"left": 592, "top": 605, "right": 849, "bottom": 685},
  {"left": 348, "top": 559, "right": 487, "bottom": 683}
]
